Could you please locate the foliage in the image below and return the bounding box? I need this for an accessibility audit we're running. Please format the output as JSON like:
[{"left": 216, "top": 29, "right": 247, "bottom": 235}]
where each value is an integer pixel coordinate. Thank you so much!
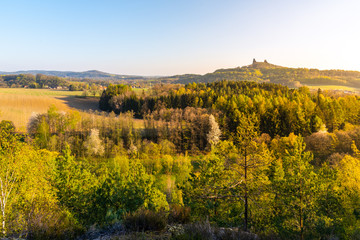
[
  {"left": 0, "top": 74, "right": 67, "bottom": 89},
  {"left": 98, "top": 81, "right": 360, "bottom": 143},
  {"left": 269, "top": 134, "right": 317, "bottom": 239},
  {"left": 99, "top": 84, "right": 133, "bottom": 112},
  {"left": 0, "top": 122, "right": 81, "bottom": 238},
  {"left": 3, "top": 78, "right": 360, "bottom": 239}
]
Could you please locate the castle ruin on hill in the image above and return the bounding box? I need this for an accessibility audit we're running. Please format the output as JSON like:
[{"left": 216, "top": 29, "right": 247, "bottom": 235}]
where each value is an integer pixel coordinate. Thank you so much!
[{"left": 253, "top": 58, "right": 268, "bottom": 64}]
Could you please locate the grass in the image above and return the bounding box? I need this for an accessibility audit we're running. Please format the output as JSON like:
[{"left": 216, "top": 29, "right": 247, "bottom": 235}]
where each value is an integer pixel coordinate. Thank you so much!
[{"left": 0, "top": 88, "right": 88, "bottom": 132}]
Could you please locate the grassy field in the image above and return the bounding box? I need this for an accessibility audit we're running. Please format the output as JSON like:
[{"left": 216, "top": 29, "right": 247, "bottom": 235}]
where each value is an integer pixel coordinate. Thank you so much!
[
  {"left": 0, "top": 88, "right": 146, "bottom": 132},
  {"left": 0, "top": 88, "right": 98, "bottom": 131}
]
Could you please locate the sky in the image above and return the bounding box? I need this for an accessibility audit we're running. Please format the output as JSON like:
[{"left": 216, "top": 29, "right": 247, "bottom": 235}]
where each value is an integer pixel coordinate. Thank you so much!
[{"left": 1, "top": 0, "right": 360, "bottom": 75}]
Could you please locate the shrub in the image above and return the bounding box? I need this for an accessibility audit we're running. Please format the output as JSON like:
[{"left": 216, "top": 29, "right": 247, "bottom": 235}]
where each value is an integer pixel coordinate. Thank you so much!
[
  {"left": 168, "top": 205, "right": 191, "bottom": 224},
  {"left": 26, "top": 209, "right": 84, "bottom": 240},
  {"left": 123, "top": 209, "right": 168, "bottom": 232}
]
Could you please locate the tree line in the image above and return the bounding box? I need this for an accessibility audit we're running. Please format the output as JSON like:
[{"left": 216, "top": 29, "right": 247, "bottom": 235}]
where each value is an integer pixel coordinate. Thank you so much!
[
  {"left": 0, "top": 73, "right": 107, "bottom": 91},
  {"left": 100, "top": 81, "right": 360, "bottom": 138}
]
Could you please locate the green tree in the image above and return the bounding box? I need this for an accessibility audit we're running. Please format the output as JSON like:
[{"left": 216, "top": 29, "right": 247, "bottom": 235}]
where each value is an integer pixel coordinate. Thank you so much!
[
  {"left": 35, "top": 116, "right": 50, "bottom": 149},
  {"left": 232, "top": 112, "right": 268, "bottom": 232},
  {"left": 0, "top": 121, "right": 74, "bottom": 238},
  {"left": 55, "top": 145, "right": 98, "bottom": 224},
  {"left": 270, "top": 134, "right": 317, "bottom": 239},
  {"left": 93, "top": 158, "right": 169, "bottom": 224},
  {"left": 0, "top": 121, "right": 20, "bottom": 236},
  {"left": 186, "top": 152, "right": 233, "bottom": 221}
]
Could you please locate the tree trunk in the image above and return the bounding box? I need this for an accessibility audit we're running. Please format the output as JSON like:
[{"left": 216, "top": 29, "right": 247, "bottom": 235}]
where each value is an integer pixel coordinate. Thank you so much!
[
  {"left": 1, "top": 203, "right": 5, "bottom": 237},
  {"left": 300, "top": 189, "right": 304, "bottom": 240},
  {"left": 299, "top": 157, "right": 304, "bottom": 240},
  {"left": 300, "top": 212, "right": 304, "bottom": 240},
  {"left": 244, "top": 149, "right": 248, "bottom": 232},
  {"left": 0, "top": 179, "right": 6, "bottom": 237},
  {"left": 2, "top": 216, "right": 5, "bottom": 236}
]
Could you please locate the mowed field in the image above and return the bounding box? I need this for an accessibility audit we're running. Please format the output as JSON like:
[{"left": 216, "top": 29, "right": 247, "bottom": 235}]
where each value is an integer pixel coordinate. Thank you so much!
[{"left": 0, "top": 88, "right": 100, "bottom": 132}]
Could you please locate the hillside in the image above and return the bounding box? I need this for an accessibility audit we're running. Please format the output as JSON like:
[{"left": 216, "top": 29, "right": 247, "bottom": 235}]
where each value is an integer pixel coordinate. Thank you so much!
[{"left": 169, "top": 59, "right": 360, "bottom": 89}]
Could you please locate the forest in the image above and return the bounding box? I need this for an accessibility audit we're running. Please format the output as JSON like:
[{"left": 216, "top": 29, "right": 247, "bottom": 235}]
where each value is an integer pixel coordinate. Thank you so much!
[
  {"left": 0, "top": 73, "right": 149, "bottom": 90},
  {"left": 0, "top": 74, "right": 68, "bottom": 89},
  {"left": 2, "top": 80, "right": 360, "bottom": 239}
]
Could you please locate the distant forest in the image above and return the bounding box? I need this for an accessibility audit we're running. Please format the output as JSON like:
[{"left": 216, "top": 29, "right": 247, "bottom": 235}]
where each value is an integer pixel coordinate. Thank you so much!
[{"left": 0, "top": 73, "right": 109, "bottom": 92}]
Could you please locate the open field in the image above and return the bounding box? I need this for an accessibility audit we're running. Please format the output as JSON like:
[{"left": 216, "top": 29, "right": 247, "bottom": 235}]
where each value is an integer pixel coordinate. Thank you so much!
[{"left": 0, "top": 88, "right": 100, "bottom": 131}]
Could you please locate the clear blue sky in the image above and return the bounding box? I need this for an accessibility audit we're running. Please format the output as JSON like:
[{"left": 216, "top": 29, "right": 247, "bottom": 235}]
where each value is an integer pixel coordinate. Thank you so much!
[{"left": 1, "top": 0, "right": 360, "bottom": 75}]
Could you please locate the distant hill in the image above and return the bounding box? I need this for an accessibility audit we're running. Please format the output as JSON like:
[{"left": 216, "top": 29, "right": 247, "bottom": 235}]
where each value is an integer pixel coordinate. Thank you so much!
[
  {"left": 166, "top": 59, "right": 360, "bottom": 89},
  {"left": 0, "top": 70, "right": 145, "bottom": 80}
]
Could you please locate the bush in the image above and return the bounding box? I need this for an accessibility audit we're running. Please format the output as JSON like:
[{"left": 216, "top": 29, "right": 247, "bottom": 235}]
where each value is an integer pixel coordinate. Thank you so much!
[
  {"left": 26, "top": 209, "right": 84, "bottom": 240},
  {"left": 123, "top": 209, "right": 168, "bottom": 232},
  {"left": 168, "top": 205, "right": 191, "bottom": 224}
]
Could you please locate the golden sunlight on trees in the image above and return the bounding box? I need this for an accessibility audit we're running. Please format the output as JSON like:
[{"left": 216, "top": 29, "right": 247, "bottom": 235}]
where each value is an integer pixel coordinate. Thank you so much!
[
  {"left": 0, "top": 121, "right": 75, "bottom": 238},
  {"left": 3, "top": 80, "right": 360, "bottom": 238}
]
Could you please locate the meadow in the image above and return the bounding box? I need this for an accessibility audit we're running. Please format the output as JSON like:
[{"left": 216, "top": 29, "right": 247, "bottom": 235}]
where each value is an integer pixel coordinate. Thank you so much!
[{"left": 0, "top": 88, "right": 97, "bottom": 131}]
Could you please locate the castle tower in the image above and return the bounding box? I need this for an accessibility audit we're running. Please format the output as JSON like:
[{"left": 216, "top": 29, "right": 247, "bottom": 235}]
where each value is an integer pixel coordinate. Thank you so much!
[{"left": 253, "top": 58, "right": 256, "bottom": 64}]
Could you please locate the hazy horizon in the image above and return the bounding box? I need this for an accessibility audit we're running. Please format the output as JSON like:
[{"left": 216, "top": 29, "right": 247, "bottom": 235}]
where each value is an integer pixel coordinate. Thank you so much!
[
  {"left": 3, "top": 58, "right": 360, "bottom": 77},
  {"left": 1, "top": 0, "right": 360, "bottom": 75}
]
